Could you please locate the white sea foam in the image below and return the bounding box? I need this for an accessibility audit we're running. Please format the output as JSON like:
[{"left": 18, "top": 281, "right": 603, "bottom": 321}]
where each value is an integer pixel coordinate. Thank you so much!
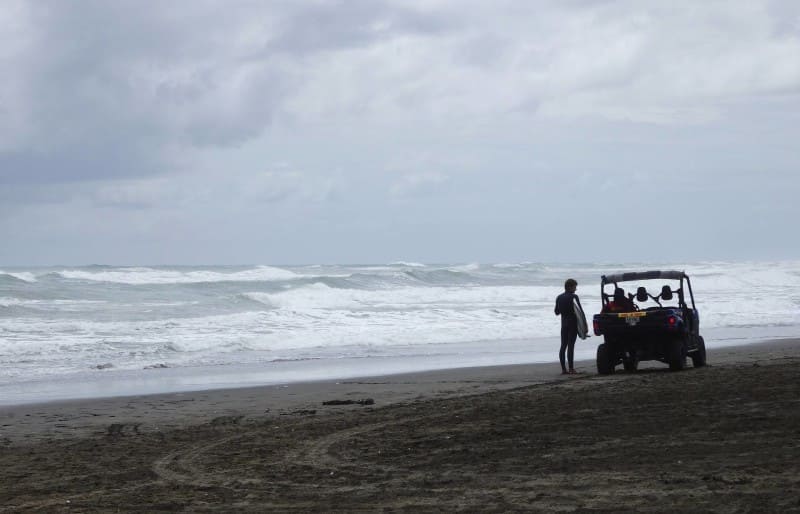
[
  {"left": 450, "top": 262, "right": 480, "bottom": 272},
  {"left": 493, "top": 263, "right": 522, "bottom": 269},
  {"left": 57, "top": 265, "right": 298, "bottom": 284},
  {"left": 0, "top": 297, "right": 24, "bottom": 307},
  {"left": 389, "top": 261, "right": 426, "bottom": 267},
  {"left": 244, "top": 283, "right": 561, "bottom": 311},
  {"left": 0, "top": 298, "right": 107, "bottom": 310},
  {"left": 1, "top": 260, "right": 799, "bottom": 392},
  {"left": 0, "top": 271, "right": 37, "bottom": 282}
]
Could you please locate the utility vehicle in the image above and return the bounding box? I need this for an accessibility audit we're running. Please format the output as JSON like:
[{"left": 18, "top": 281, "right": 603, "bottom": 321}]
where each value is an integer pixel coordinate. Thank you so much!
[{"left": 592, "top": 270, "right": 706, "bottom": 374}]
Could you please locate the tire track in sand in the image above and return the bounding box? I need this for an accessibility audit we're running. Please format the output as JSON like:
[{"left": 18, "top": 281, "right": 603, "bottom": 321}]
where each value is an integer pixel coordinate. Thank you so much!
[
  {"left": 152, "top": 419, "right": 401, "bottom": 490},
  {"left": 152, "top": 431, "right": 257, "bottom": 488},
  {"left": 151, "top": 413, "right": 457, "bottom": 489}
]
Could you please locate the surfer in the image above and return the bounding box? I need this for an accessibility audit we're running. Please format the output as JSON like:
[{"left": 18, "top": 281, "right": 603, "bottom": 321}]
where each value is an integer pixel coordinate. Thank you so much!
[{"left": 554, "top": 278, "right": 583, "bottom": 374}]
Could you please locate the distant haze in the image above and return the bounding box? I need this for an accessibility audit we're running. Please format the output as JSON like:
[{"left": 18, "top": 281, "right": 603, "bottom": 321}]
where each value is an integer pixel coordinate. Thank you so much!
[{"left": 1, "top": 1, "right": 798, "bottom": 265}]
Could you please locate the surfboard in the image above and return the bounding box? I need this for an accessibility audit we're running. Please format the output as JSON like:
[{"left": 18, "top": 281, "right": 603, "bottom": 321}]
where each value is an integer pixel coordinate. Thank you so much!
[{"left": 574, "top": 297, "right": 589, "bottom": 339}]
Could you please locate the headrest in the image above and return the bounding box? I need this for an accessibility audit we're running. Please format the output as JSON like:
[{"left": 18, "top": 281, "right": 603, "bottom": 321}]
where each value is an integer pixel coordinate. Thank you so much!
[
  {"left": 661, "top": 285, "right": 673, "bottom": 301},
  {"left": 614, "top": 288, "right": 625, "bottom": 301},
  {"left": 636, "top": 286, "right": 648, "bottom": 302}
]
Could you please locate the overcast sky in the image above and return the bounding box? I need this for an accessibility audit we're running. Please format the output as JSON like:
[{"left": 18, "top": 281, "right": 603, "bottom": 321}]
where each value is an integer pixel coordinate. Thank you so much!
[{"left": 1, "top": 0, "right": 798, "bottom": 265}]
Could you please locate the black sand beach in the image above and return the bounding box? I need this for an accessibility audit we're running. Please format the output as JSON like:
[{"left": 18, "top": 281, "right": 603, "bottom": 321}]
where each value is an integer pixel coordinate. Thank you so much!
[{"left": 2, "top": 339, "right": 800, "bottom": 512}]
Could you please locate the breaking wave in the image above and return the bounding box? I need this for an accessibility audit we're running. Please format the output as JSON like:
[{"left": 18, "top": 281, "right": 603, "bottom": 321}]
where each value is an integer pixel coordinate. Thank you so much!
[
  {"left": 1, "top": 260, "right": 799, "bottom": 386},
  {"left": 56, "top": 265, "right": 298, "bottom": 284}
]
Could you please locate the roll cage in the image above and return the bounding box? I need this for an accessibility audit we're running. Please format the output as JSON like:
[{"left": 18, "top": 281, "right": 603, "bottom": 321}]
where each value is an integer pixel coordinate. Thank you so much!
[{"left": 600, "top": 270, "right": 696, "bottom": 310}]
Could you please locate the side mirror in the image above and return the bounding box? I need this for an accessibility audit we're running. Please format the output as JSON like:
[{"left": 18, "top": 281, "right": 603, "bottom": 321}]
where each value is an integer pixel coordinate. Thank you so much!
[
  {"left": 636, "top": 286, "right": 648, "bottom": 302},
  {"left": 661, "top": 285, "right": 673, "bottom": 301}
]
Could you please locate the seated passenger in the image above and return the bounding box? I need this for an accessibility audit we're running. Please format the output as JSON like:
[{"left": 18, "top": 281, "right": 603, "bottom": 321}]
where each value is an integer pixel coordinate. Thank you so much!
[{"left": 606, "top": 288, "right": 635, "bottom": 312}]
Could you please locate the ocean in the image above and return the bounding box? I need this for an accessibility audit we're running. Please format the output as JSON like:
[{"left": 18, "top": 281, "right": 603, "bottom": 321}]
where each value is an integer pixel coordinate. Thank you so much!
[{"left": 1, "top": 261, "right": 799, "bottom": 405}]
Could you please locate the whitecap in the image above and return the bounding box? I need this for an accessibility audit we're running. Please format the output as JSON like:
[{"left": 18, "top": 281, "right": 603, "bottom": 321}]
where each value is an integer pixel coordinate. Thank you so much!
[
  {"left": 0, "top": 271, "right": 37, "bottom": 282},
  {"left": 389, "top": 261, "right": 427, "bottom": 268},
  {"left": 0, "top": 297, "right": 25, "bottom": 307},
  {"left": 57, "top": 265, "right": 298, "bottom": 284},
  {"left": 449, "top": 263, "right": 480, "bottom": 272}
]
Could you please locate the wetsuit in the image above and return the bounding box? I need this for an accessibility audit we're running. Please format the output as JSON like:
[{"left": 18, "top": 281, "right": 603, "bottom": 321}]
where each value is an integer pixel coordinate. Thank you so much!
[{"left": 554, "top": 291, "right": 582, "bottom": 372}]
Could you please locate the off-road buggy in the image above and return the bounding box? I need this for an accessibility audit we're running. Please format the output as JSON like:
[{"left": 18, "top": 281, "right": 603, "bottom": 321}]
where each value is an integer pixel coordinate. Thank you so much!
[{"left": 592, "top": 270, "right": 706, "bottom": 374}]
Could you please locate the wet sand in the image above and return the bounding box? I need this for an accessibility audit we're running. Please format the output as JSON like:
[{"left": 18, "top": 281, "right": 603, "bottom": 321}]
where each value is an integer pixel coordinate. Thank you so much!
[{"left": 2, "top": 339, "right": 800, "bottom": 512}]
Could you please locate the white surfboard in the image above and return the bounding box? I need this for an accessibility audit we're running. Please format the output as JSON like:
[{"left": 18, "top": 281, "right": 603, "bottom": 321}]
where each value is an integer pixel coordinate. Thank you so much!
[{"left": 574, "top": 297, "right": 589, "bottom": 339}]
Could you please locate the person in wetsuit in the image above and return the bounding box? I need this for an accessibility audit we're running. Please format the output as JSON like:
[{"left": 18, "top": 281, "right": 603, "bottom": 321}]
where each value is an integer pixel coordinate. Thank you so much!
[{"left": 554, "top": 278, "right": 583, "bottom": 374}]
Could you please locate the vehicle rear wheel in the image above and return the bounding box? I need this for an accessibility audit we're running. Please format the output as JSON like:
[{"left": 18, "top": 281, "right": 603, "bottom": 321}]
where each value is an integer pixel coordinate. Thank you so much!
[
  {"left": 691, "top": 335, "right": 707, "bottom": 368},
  {"left": 597, "top": 343, "right": 615, "bottom": 375},
  {"left": 668, "top": 338, "right": 685, "bottom": 371}
]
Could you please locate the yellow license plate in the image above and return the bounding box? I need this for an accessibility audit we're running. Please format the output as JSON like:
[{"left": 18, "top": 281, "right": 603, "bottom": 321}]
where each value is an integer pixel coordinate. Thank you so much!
[{"left": 618, "top": 312, "right": 646, "bottom": 318}]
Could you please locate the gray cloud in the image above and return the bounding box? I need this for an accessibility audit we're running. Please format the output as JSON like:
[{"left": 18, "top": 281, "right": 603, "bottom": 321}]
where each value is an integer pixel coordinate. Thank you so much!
[
  {"left": 0, "top": 0, "right": 798, "bottom": 264},
  {"left": 2, "top": 1, "right": 295, "bottom": 184},
  {"left": 264, "top": 0, "right": 450, "bottom": 55},
  {"left": 0, "top": 1, "right": 458, "bottom": 187}
]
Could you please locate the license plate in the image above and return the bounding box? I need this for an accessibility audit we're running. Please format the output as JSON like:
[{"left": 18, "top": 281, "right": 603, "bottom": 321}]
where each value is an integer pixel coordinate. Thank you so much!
[
  {"left": 617, "top": 312, "right": 646, "bottom": 318},
  {"left": 618, "top": 311, "right": 645, "bottom": 326}
]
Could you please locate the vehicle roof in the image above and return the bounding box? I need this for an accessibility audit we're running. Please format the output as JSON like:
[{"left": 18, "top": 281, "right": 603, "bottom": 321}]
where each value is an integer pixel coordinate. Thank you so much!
[{"left": 601, "top": 270, "right": 686, "bottom": 284}]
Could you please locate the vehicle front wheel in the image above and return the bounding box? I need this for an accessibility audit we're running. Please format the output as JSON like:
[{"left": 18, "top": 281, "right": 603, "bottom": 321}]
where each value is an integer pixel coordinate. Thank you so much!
[
  {"left": 691, "top": 336, "right": 707, "bottom": 368},
  {"left": 668, "top": 338, "right": 686, "bottom": 371},
  {"left": 597, "top": 343, "right": 616, "bottom": 375}
]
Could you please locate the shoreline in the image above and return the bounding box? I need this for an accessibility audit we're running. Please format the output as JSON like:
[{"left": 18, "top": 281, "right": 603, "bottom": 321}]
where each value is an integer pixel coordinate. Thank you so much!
[
  {"left": 1, "top": 337, "right": 798, "bottom": 511},
  {"left": 1, "top": 337, "right": 797, "bottom": 445},
  {"left": 2, "top": 326, "right": 796, "bottom": 409}
]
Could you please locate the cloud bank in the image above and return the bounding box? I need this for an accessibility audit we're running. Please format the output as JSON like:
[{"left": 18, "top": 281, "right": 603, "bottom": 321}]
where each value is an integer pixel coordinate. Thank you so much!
[{"left": 0, "top": 0, "right": 798, "bottom": 263}]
